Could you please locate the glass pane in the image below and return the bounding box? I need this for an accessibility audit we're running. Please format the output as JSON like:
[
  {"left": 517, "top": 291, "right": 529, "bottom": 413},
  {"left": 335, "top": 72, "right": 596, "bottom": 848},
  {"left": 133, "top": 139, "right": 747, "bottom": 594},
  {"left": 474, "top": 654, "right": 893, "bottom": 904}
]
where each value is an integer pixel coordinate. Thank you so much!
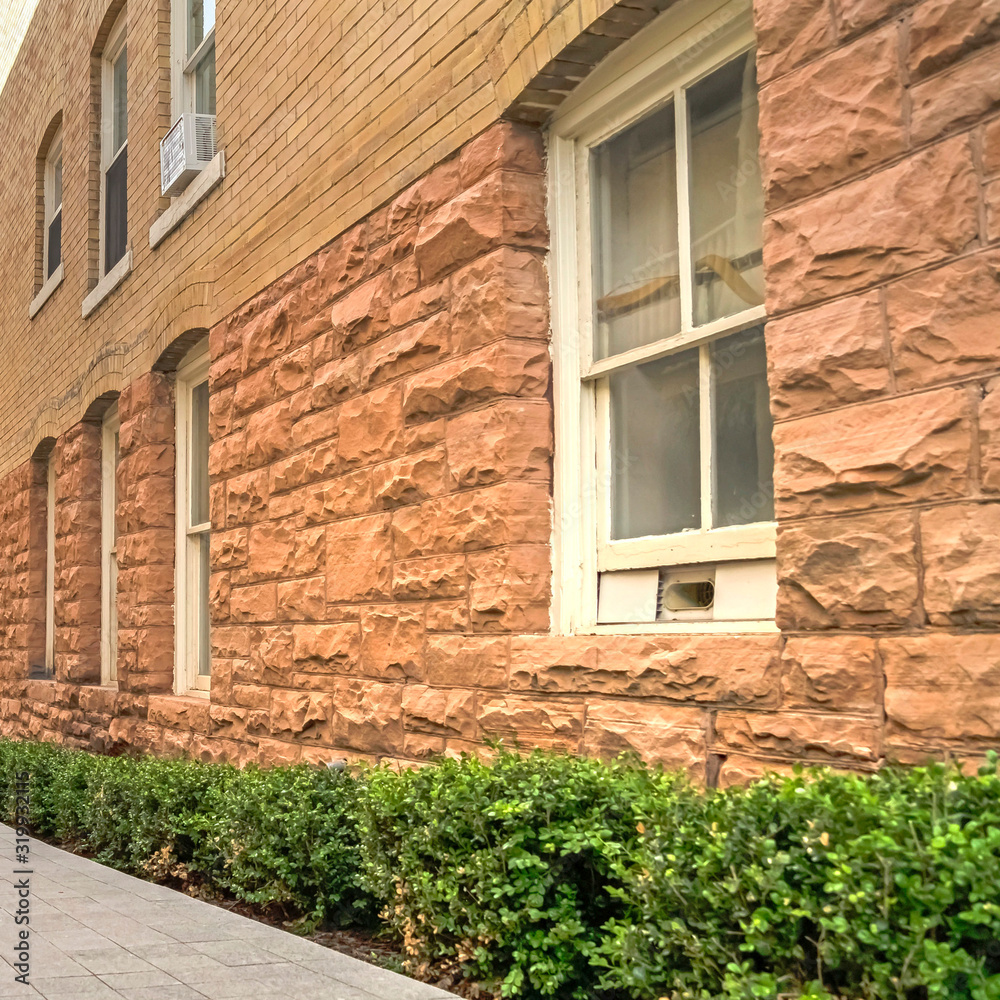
[
  {"left": 188, "top": 0, "right": 215, "bottom": 56},
  {"left": 712, "top": 326, "right": 774, "bottom": 527},
  {"left": 47, "top": 211, "right": 61, "bottom": 278},
  {"left": 610, "top": 347, "right": 701, "bottom": 539},
  {"left": 591, "top": 101, "right": 681, "bottom": 361},
  {"left": 687, "top": 50, "right": 764, "bottom": 327},
  {"left": 190, "top": 379, "right": 210, "bottom": 525},
  {"left": 195, "top": 45, "right": 216, "bottom": 115},
  {"left": 52, "top": 155, "right": 62, "bottom": 208},
  {"left": 112, "top": 46, "right": 128, "bottom": 153},
  {"left": 104, "top": 146, "right": 127, "bottom": 271},
  {"left": 197, "top": 532, "right": 211, "bottom": 676}
]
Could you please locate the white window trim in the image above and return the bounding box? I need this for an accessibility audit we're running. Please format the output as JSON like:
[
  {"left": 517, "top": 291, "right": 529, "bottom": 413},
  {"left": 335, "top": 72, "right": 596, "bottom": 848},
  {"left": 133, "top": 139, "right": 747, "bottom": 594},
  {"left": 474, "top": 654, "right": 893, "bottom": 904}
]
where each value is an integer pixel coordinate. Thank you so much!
[
  {"left": 43, "top": 126, "right": 63, "bottom": 281},
  {"left": 548, "top": 0, "right": 775, "bottom": 634},
  {"left": 171, "top": 1, "right": 215, "bottom": 120},
  {"left": 82, "top": 248, "right": 131, "bottom": 319},
  {"left": 30, "top": 263, "right": 64, "bottom": 319},
  {"left": 174, "top": 344, "right": 211, "bottom": 696},
  {"left": 44, "top": 453, "right": 56, "bottom": 677},
  {"left": 149, "top": 149, "right": 224, "bottom": 248},
  {"left": 100, "top": 9, "right": 128, "bottom": 278},
  {"left": 101, "top": 404, "right": 120, "bottom": 686}
]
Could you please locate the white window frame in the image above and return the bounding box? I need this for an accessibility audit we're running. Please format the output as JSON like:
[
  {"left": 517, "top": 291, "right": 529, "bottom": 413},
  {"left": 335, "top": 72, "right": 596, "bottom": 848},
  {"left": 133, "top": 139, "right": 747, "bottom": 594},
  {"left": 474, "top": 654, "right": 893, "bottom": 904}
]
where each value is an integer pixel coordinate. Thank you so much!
[
  {"left": 101, "top": 404, "right": 120, "bottom": 686},
  {"left": 44, "top": 453, "right": 56, "bottom": 677},
  {"left": 171, "top": 0, "right": 215, "bottom": 118},
  {"left": 43, "top": 127, "right": 63, "bottom": 280},
  {"left": 174, "top": 344, "right": 211, "bottom": 695},
  {"left": 548, "top": 0, "right": 776, "bottom": 634},
  {"left": 100, "top": 9, "right": 128, "bottom": 277}
]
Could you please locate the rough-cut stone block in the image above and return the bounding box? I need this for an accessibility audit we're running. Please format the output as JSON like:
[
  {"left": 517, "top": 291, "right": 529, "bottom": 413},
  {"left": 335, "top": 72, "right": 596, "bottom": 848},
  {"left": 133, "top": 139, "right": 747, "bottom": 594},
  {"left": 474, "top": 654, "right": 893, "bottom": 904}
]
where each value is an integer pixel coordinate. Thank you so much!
[
  {"left": 328, "top": 272, "right": 391, "bottom": 354},
  {"left": 445, "top": 400, "right": 552, "bottom": 487},
  {"left": 909, "top": 0, "right": 1000, "bottom": 79},
  {"left": 450, "top": 248, "right": 549, "bottom": 350},
  {"left": 301, "top": 471, "right": 373, "bottom": 524},
  {"left": 361, "top": 314, "right": 451, "bottom": 389},
  {"left": 392, "top": 554, "right": 466, "bottom": 600},
  {"left": 402, "top": 685, "right": 479, "bottom": 740},
  {"left": 834, "top": 0, "right": 911, "bottom": 37},
  {"left": 325, "top": 513, "right": 392, "bottom": 602},
  {"left": 276, "top": 576, "right": 326, "bottom": 621},
  {"left": 777, "top": 511, "right": 920, "bottom": 628},
  {"left": 765, "top": 137, "right": 978, "bottom": 312},
  {"left": 759, "top": 27, "right": 904, "bottom": 206},
  {"left": 767, "top": 293, "right": 890, "bottom": 417},
  {"left": 337, "top": 384, "right": 403, "bottom": 468},
  {"left": 229, "top": 583, "right": 277, "bottom": 623},
  {"left": 459, "top": 121, "right": 545, "bottom": 188},
  {"left": 329, "top": 678, "right": 403, "bottom": 754},
  {"left": 467, "top": 545, "right": 550, "bottom": 632},
  {"left": 247, "top": 522, "right": 297, "bottom": 579},
  {"left": 360, "top": 610, "right": 424, "bottom": 680},
  {"left": 774, "top": 388, "right": 970, "bottom": 516},
  {"left": 714, "top": 711, "right": 880, "bottom": 761},
  {"left": 478, "top": 695, "right": 584, "bottom": 751},
  {"left": 753, "top": 0, "right": 834, "bottom": 82},
  {"left": 414, "top": 170, "right": 547, "bottom": 283},
  {"left": 402, "top": 341, "right": 549, "bottom": 424},
  {"left": 920, "top": 503, "right": 1000, "bottom": 624},
  {"left": 510, "top": 634, "right": 781, "bottom": 706},
  {"left": 886, "top": 251, "right": 1000, "bottom": 389},
  {"left": 291, "top": 622, "right": 359, "bottom": 669},
  {"left": 980, "top": 379, "right": 1000, "bottom": 493},
  {"left": 717, "top": 755, "right": 801, "bottom": 787},
  {"left": 910, "top": 44, "right": 1000, "bottom": 145},
  {"left": 269, "top": 690, "right": 332, "bottom": 740},
  {"left": 882, "top": 634, "right": 1000, "bottom": 746},
  {"left": 391, "top": 482, "right": 550, "bottom": 558},
  {"left": 424, "top": 635, "right": 509, "bottom": 688},
  {"left": 780, "top": 635, "right": 880, "bottom": 712},
  {"left": 372, "top": 447, "right": 450, "bottom": 509},
  {"left": 582, "top": 701, "right": 704, "bottom": 771}
]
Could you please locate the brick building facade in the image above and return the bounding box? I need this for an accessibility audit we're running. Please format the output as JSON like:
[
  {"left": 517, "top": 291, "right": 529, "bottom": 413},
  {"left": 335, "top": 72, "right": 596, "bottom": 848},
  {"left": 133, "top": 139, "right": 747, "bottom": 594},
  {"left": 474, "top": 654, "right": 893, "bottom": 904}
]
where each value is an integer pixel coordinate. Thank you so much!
[{"left": 0, "top": 0, "right": 998, "bottom": 783}]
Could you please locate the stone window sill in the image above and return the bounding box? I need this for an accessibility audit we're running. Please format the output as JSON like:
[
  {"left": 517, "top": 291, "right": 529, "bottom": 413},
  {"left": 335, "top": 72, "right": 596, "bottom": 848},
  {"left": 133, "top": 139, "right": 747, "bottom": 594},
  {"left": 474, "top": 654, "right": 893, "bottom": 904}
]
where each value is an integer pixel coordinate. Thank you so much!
[
  {"left": 82, "top": 250, "right": 132, "bottom": 319},
  {"left": 150, "top": 150, "right": 225, "bottom": 249},
  {"left": 29, "top": 263, "right": 64, "bottom": 319}
]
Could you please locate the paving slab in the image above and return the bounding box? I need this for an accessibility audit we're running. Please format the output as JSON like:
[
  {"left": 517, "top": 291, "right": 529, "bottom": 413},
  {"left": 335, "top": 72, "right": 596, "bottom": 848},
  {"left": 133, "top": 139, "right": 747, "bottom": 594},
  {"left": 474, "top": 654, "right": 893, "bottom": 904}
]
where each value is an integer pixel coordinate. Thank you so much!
[{"left": 0, "top": 825, "right": 454, "bottom": 999}]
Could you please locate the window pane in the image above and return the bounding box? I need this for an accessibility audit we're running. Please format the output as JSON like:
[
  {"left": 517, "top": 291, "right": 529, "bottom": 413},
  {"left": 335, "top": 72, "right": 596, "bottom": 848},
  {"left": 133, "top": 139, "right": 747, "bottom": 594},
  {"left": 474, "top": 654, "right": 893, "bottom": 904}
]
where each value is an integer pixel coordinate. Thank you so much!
[
  {"left": 113, "top": 46, "right": 128, "bottom": 153},
  {"left": 47, "top": 210, "right": 61, "bottom": 278},
  {"left": 687, "top": 50, "right": 764, "bottom": 327},
  {"left": 52, "top": 155, "right": 62, "bottom": 208},
  {"left": 591, "top": 101, "right": 681, "bottom": 361},
  {"left": 190, "top": 379, "right": 210, "bottom": 526},
  {"left": 712, "top": 326, "right": 774, "bottom": 527},
  {"left": 610, "top": 348, "right": 701, "bottom": 539},
  {"left": 197, "top": 532, "right": 211, "bottom": 676},
  {"left": 195, "top": 45, "right": 216, "bottom": 115},
  {"left": 188, "top": 0, "right": 215, "bottom": 56},
  {"left": 104, "top": 146, "right": 128, "bottom": 271}
]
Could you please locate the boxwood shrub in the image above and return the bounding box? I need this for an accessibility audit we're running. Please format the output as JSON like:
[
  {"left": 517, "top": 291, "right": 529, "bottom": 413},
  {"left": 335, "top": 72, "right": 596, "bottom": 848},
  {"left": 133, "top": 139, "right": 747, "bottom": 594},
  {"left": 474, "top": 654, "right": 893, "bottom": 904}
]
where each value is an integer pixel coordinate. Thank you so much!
[{"left": 1, "top": 737, "right": 998, "bottom": 1000}]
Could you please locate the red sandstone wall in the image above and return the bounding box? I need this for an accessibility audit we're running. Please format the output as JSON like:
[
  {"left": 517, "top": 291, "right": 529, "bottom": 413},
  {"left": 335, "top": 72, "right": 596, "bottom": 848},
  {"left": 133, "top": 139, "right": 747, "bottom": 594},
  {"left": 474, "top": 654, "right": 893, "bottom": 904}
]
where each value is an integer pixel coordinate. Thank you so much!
[{"left": 1, "top": 0, "right": 999, "bottom": 782}]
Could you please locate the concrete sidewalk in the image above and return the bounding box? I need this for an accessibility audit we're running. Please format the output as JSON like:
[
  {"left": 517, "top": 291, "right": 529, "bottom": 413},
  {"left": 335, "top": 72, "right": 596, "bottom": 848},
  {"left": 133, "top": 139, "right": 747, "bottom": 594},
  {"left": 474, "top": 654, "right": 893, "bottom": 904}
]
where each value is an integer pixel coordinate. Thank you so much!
[{"left": 0, "top": 824, "right": 453, "bottom": 1000}]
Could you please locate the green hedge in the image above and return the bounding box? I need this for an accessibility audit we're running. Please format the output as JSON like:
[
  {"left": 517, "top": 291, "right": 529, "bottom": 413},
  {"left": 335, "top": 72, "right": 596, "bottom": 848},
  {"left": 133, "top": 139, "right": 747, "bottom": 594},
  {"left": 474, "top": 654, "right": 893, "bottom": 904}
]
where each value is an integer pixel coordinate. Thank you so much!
[{"left": 1, "top": 738, "right": 998, "bottom": 1000}]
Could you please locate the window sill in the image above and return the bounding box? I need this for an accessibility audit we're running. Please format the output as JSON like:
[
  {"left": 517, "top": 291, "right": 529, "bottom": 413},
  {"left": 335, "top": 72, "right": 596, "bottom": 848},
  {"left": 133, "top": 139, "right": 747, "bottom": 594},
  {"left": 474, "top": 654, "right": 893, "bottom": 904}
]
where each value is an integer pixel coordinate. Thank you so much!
[
  {"left": 150, "top": 150, "right": 225, "bottom": 249},
  {"left": 82, "top": 250, "right": 132, "bottom": 319},
  {"left": 579, "top": 620, "right": 779, "bottom": 635},
  {"left": 29, "top": 263, "right": 64, "bottom": 319}
]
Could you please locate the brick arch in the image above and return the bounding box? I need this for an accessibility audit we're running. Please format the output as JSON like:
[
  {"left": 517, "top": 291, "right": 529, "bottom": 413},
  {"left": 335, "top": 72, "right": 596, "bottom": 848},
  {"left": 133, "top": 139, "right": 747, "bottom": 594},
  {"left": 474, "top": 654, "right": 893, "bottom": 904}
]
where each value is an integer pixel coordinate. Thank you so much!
[
  {"left": 30, "top": 435, "right": 57, "bottom": 464},
  {"left": 146, "top": 275, "right": 216, "bottom": 373},
  {"left": 151, "top": 327, "right": 210, "bottom": 374},
  {"left": 82, "top": 390, "right": 121, "bottom": 424},
  {"left": 486, "top": 0, "right": 682, "bottom": 124}
]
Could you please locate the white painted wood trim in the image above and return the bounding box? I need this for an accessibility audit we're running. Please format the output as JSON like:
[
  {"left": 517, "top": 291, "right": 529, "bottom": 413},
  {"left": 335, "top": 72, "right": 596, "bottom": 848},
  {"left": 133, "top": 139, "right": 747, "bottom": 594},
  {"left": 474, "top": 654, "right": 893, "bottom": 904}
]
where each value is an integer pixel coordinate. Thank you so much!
[
  {"left": 82, "top": 249, "right": 132, "bottom": 319},
  {"left": 44, "top": 454, "right": 56, "bottom": 675},
  {"left": 584, "top": 619, "right": 779, "bottom": 636},
  {"left": 150, "top": 150, "right": 225, "bottom": 249},
  {"left": 29, "top": 263, "right": 64, "bottom": 319},
  {"left": 174, "top": 345, "right": 211, "bottom": 696},
  {"left": 100, "top": 405, "right": 119, "bottom": 687}
]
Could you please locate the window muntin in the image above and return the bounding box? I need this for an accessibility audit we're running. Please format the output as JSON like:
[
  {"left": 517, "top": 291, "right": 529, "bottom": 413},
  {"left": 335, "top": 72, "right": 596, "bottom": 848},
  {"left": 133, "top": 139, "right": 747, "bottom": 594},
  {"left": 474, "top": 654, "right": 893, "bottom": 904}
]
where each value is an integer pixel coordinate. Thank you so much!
[
  {"left": 102, "top": 12, "right": 128, "bottom": 273},
  {"left": 549, "top": 2, "right": 775, "bottom": 630},
  {"left": 44, "top": 129, "right": 63, "bottom": 279},
  {"left": 175, "top": 345, "right": 211, "bottom": 694},
  {"left": 101, "top": 405, "right": 120, "bottom": 685}
]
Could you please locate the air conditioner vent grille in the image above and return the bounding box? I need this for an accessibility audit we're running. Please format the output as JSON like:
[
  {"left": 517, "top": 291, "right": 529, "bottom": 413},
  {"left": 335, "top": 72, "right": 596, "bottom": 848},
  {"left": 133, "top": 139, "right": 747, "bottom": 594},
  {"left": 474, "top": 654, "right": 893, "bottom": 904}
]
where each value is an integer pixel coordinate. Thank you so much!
[{"left": 160, "top": 114, "right": 217, "bottom": 197}]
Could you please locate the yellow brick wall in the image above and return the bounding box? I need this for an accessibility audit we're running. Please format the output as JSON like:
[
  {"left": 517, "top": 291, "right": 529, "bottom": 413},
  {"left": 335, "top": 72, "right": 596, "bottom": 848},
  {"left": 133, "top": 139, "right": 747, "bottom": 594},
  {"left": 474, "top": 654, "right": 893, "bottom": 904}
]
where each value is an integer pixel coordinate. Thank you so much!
[{"left": 0, "top": 0, "right": 630, "bottom": 476}]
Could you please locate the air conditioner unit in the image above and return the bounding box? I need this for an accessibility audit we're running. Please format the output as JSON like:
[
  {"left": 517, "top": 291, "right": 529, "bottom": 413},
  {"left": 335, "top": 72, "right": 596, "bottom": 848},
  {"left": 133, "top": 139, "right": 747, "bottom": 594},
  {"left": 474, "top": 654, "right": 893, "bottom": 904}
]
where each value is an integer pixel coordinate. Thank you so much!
[{"left": 160, "top": 114, "right": 217, "bottom": 196}]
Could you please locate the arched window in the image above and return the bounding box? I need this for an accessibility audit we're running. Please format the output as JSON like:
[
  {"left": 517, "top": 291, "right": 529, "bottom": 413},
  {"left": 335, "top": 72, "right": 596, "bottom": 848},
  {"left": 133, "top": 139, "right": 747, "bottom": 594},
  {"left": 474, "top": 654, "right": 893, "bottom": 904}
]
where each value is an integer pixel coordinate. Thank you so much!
[{"left": 44, "top": 126, "right": 63, "bottom": 280}]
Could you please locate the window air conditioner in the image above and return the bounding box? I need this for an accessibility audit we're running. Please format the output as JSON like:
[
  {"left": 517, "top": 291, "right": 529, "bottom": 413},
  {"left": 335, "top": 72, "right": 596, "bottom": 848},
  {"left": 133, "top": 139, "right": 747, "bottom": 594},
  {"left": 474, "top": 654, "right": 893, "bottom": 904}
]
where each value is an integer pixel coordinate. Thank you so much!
[{"left": 160, "top": 114, "right": 217, "bottom": 197}]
